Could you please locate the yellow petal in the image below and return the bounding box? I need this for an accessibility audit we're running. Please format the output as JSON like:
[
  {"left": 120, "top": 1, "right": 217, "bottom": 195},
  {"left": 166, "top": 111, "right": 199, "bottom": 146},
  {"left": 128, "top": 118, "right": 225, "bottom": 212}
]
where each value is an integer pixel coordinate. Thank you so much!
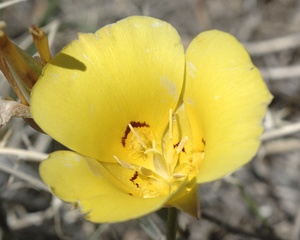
[
  {"left": 167, "top": 179, "right": 199, "bottom": 218},
  {"left": 184, "top": 30, "right": 272, "bottom": 183},
  {"left": 40, "top": 151, "right": 169, "bottom": 223},
  {"left": 31, "top": 16, "right": 184, "bottom": 163}
]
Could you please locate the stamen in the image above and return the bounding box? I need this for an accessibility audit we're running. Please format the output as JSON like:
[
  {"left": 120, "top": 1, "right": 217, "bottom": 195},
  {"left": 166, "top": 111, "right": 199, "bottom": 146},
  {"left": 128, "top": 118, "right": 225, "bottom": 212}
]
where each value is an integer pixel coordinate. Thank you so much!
[
  {"left": 176, "top": 136, "right": 188, "bottom": 154},
  {"left": 173, "top": 173, "right": 186, "bottom": 178},
  {"left": 152, "top": 139, "right": 156, "bottom": 149},
  {"left": 144, "top": 148, "right": 161, "bottom": 155},
  {"left": 169, "top": 109, "right": 173, "bottom": 139},
  {"left": 113, "top": 155, "right": 135, "bottom": 170},
  {"left": 128, "top": 124, "right": 147, "bottom": 149},
  {"left": 144, "top": 140, "right": 161, "bottom": 155}
]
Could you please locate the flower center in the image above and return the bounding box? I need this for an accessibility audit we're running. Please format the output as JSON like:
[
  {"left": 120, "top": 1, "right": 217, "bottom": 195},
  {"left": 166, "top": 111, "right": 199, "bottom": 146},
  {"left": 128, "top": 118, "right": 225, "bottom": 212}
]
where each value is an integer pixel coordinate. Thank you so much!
[{"left": 114, "top": 108, "right": 205, "bottom": 198}]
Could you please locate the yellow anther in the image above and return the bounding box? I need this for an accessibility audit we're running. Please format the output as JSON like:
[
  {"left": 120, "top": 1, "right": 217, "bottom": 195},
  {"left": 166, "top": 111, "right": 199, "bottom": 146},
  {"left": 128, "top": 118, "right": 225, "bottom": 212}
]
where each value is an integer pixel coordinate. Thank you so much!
[
  {"left": 176, "top": 136, "right": 188, "bottom": 154},
  {"left": 173, "top": 173, "right": 186, "bottom": 178},
  {"left": 113, "top": 155, "right": 136, "bottom": 170},
  {"left": 128, "top": 123, "right": 147, "bottom": 149}
]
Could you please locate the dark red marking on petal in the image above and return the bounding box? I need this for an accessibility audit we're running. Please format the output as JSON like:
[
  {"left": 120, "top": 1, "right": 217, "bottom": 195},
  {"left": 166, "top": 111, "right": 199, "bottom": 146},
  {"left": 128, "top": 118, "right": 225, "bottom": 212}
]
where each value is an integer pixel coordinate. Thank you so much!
[
  {"left": 202, "top": 138, "right": 206, "bottom": 146},
  {"left": 130, "top": 171, "right": 138, "bottom": 182},
  {"left": 173, "top": 143, "right": 186, "bottom": 153},
  {"left": 129, "top": 171, "right": 140, "bottom": 189},
  {"left": 121, "top": 121, "right": 150, "bottom": 147}
]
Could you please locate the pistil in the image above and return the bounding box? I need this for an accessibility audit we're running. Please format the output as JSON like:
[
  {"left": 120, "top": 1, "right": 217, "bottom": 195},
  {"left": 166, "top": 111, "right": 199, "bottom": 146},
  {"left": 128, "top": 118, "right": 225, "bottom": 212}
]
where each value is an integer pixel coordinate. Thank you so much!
[{"left": 112, "top": 108, "right": 204, "bottom": 199}]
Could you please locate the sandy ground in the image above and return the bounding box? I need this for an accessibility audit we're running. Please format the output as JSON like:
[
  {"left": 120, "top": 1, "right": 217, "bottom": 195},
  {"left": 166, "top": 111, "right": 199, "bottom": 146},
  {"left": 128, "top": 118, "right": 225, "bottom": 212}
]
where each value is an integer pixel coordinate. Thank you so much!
[{"left": 0, "top": 0, "right": 300, "bottom": 239}]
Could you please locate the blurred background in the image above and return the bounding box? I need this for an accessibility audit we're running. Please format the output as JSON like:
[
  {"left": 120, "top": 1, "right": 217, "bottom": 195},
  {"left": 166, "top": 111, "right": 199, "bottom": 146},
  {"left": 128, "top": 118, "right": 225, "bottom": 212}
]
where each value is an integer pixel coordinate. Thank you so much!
[{"left": 0, "top": 0, "right": 300, "bottom": 239}]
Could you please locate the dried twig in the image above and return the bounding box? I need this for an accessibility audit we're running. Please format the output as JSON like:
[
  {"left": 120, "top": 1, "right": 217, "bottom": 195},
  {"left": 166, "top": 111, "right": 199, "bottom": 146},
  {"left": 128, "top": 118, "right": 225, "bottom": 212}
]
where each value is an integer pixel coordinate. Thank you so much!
[
  {"left": 19, "top": 19, "right": 61, "bottom": 51},
  {"left": 260, "top": 66, "right": 300, "bottom": 80},
  {"left": 0, "top": 163, "right": 48, "bottom": 191},
  {"left": 0, "top": 0, "right": 26, "bottom": 10},
  {"left": 47, "top": 19, "right": 60, "bottom": 49},
  {"left": 261, "top": 122, "right": 300, "bottom": 141},
  {"left": 0, "top": 148, "right": 48, "bottom": 162},
  {"left": 201, "top": 211, "right": 283, "bottom": 240},
  {"left": 244, "top": 33, "right": 300, "bottom": 56},
  {"left": 291, "top": 207, "right": 300, "bottom": 240},
  {"left": 261, "top": 138, "right": 300, "bottom": 155},
  {"left": 0, "top": 99, "right": 31, "bottom": 127},
  {"left": 8, "top": 207, "right": 53, "bottom": 230}
]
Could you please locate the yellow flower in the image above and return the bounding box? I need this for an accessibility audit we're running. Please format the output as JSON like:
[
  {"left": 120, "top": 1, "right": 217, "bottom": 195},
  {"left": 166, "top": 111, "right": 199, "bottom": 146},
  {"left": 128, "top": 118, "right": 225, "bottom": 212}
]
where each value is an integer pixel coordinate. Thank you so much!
[{"left": 31, "top": 16, "right": 272, "bottom": 223}]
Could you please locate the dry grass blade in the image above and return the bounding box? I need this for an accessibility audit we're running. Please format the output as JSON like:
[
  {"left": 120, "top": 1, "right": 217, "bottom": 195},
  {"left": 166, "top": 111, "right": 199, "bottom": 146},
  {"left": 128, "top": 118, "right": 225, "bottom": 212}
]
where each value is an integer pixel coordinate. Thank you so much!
[
  {"left": 0, "top": 99, "right": 31, "bottom": 127},
  {"left": 244, "top": 33, "right": 300, "bottom": 56},
  {"left": 0, "top": 0, "right": 26, "bottom": 9},
  {"left": 292, "top": 207, "right": 300, "bottom": 240},
  {"left": 18, "top": 19, "right": 61, "bottom": 52},
  {"left": 0, "top": 147, "right": 48, "bottom": 161},
  {"left": 261, "top": 122, "right": 300, "bottom": 141},
  {"left": 0, "top": 163, "right": 48, "bottom": 191},
  {"left": 8, "top": 207, "right": 53, "bottom": 230},
  {"left": 260, "top": 65, "right": 300, "bottom": 80},
  {"left": 262, "top": 138, "right": 300, "bottom": 155},
  {"left": 46, "top": 19, "right": 60, "bottom": 49}
]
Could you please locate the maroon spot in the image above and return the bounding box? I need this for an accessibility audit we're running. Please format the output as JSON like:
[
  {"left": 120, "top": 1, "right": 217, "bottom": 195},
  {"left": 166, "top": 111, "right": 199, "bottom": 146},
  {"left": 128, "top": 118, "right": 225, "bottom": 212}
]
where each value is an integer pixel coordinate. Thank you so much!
[
  {"left": 121, "top": 121, "right": 150, "bottom": 147},
  {"left": 173, "top": 142, "right": 186, "bottom": 153},
  {"left": 202, "top": 138, "right": 206, "bottom": 146},
  {"left": 130, "top": 171, "right": 138, "bottom": 182},
  {"left": 129, "top": 171, "right": 140, "bottom": 189}
]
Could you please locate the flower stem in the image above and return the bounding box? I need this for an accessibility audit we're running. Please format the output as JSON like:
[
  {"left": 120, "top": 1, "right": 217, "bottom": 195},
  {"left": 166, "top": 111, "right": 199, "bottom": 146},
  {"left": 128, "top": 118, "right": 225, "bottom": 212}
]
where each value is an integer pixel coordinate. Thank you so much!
[{"left": 166, "top": 207, "right": 178, "bottom": 240}]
